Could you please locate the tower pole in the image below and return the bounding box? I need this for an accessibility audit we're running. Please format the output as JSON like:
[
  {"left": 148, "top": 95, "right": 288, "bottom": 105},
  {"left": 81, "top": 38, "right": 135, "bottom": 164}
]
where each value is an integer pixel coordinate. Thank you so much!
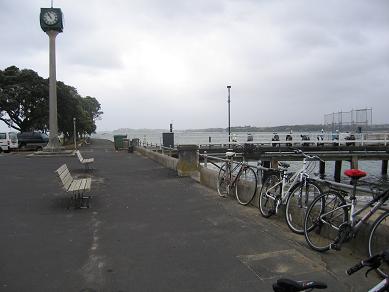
[{"left": 45, "top": 30, "right": 61, "bottom": 151}]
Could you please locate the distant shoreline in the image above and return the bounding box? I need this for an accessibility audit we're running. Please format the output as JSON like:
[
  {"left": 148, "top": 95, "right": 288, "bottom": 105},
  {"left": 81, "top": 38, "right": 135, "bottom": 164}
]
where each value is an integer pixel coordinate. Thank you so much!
[{"left": 101, "top": 123, "right": 389, "bottom": 134}]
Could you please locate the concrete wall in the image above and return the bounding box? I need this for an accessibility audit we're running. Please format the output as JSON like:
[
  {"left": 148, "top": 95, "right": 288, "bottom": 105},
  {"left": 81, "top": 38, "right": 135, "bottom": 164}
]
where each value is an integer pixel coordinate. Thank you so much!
[
  {"left": 135, "top": 146, "right": 178, "bottom": 171},
  {"left": 199, "top": 166, "right": 218, "bottom": 191}
]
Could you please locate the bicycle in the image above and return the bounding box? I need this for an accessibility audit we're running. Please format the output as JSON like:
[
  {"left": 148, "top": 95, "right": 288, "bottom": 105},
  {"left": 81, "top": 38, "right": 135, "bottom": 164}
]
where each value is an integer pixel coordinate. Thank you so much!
[
  {"left": 259, "top": 149, "right": 323, "bottom": 234},
  {"left": 272, "top": 250, "right": 389, "bottom": 291},
  {"left": 303, "top": 169, "right": 389, "bottom": 278},
  {"left": 216, "top": 150, "right": 258, "bottom": 205}
]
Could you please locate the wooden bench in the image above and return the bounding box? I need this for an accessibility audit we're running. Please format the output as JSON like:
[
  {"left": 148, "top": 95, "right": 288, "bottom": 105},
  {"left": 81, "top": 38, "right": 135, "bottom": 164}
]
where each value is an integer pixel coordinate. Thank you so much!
[
  {"left": 75, "top": 150, "right": 94, "bottom": 170},
  {"left": 55, "top": 164, "right": 92, "bottom": 209}
]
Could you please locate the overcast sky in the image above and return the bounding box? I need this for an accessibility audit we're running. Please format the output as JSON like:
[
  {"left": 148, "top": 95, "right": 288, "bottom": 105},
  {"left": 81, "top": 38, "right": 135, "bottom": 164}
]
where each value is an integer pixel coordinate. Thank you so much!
[{"left": 0, "top": 0, "right": 388, "bottom": 131}]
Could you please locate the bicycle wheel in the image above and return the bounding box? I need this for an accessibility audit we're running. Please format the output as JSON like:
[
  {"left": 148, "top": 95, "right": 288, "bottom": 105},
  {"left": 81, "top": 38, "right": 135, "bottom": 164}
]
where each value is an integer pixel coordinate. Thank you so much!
[
  {"left": 235, "top": 166, "right": 258, "bottom": 205},
  {"left": 368, "top": 210, "right": 389, "bottom": 278},
  {"left": 217, "top": 162, "right": 230, "bottom": 197},
  {"left": 259, "top": 174, "right": 281, "bottom": 218},
  {"left": 304, "top": 191, "right": 348, "bottom": 252},
  {"left": 285, "top": 179, "right": 322, "bottom": 234}
]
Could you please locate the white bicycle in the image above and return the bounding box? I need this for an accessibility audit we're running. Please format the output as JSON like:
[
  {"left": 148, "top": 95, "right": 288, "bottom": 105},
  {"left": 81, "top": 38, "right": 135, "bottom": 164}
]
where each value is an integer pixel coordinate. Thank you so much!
[{"left": 259, "top": 149, "right": 323, "bottom": 234}]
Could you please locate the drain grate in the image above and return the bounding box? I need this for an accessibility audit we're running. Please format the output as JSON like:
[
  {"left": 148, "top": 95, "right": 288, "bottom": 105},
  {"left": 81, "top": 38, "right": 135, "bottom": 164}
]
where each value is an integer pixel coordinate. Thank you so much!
[{"left": 237, "top": 249, "right": 324, "bottom": 280}]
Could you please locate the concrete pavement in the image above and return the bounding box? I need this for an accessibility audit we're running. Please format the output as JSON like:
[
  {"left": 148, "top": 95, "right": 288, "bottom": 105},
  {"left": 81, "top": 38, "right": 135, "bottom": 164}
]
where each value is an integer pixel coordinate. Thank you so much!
[{"left": 0, "top": 139, "right": 382, "bottom": 291}]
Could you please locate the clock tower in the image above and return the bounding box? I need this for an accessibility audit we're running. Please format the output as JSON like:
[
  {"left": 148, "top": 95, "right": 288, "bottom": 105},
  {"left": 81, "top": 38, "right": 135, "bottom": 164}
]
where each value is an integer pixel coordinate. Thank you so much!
[{"left": 40, "top": 6, "right": 63, "bottom": 151}]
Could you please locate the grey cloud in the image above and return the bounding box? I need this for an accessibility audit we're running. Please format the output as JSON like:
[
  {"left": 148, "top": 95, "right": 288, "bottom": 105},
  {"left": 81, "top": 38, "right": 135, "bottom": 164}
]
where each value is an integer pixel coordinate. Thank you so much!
[{"left": 1, "top": 0, "right": 389, "bottom": 131}]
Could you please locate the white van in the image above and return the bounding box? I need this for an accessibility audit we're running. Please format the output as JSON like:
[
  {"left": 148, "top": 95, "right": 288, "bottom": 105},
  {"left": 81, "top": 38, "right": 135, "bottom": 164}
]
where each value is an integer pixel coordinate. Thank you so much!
[{"left": 0, "top": 132, "right": 18, "bottom": 152}]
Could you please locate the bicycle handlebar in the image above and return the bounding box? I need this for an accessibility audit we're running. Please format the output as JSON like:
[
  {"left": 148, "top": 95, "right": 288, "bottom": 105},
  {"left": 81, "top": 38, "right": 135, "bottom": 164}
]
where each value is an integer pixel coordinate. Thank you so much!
[
  {"left": 291, "top": 148, "right": 324, "bottom": 162},
  {"left": 346, "top": 262, "right": 364, "bottom": 275},
  {"left": 346, "top": 250, "right": 389, "bottom": 276}
]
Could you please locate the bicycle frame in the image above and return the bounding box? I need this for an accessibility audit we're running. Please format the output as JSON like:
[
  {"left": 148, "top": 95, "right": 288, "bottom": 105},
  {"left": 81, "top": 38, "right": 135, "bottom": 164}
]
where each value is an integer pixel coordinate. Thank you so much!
[
  {"left": 223, "top": 158, "right": 250, "bottom": 190},
  {"left": 319, "top": 191, "right": 389, "bottom": 233},
  {"left": 264, "top": 157, "right": 311, "bottom": 208}
]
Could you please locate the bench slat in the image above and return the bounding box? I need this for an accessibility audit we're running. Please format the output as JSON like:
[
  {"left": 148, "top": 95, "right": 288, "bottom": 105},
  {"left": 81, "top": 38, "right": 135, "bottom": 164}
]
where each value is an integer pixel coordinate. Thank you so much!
[
  {"left": 56, "top": 164, "right": 67, "bottom": 176},
  {"left": 63, "top": 173, "right": 73, "bottom": 190},
  {"left": 68, "top": 180, "right": 78, "bottom": 192},
  {"left": 59, "top": 168, "right": 70, "bottom": 181}
]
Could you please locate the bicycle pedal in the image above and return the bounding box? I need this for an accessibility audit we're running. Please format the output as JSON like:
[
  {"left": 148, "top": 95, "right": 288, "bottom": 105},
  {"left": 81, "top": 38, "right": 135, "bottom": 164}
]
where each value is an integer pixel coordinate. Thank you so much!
[{"left": 330, "top": 243, "right": 341, "bottom": 251}]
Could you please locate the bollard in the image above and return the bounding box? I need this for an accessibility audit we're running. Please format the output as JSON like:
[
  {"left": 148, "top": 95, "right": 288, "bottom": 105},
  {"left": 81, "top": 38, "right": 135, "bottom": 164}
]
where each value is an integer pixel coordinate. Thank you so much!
[
  {"left": 177, "top": 145, "right": 199, "bottom": 176},
  {"left": 382, "top": 160, "right": 388, "bottom": 175},
  {"left": 319, "top": 161, "right": 326, "bottom": 179},
  {"left": 334, "top": 160, "right": 342, "bottom": 182}
]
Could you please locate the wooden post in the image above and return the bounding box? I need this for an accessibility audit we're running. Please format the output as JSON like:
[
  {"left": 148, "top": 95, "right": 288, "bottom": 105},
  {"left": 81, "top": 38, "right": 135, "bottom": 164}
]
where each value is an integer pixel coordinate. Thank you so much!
[
  {"left": 351, "top": 156, "right": 358, "bottom": 169},
  {"left": 382, "top": 160, "right": 388, "bottom": 175},
  {"left": 334, "top": 160, "right": 342, "bottom": 182},
  {"left": 262, "top": 161, "right": 270, "bottom": 169},
  {"left": 319, "top": 161, "right": 325, "bottom": 178}
]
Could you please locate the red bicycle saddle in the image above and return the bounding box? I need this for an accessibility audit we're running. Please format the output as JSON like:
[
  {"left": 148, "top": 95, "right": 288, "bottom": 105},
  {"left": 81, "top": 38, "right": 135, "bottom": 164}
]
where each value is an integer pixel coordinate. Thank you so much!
[{"left": 344, "top": 169, "right": 367, "bottom": 179}]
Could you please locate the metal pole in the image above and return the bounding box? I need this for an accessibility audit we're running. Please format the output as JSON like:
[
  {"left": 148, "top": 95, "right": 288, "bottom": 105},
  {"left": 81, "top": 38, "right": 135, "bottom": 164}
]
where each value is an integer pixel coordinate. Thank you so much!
[
  {"left": 227, "top": 85, "right": 231, "bottom": 143},
  {"left": 73, "top": 117, "right": 77, "bottom": 150}
]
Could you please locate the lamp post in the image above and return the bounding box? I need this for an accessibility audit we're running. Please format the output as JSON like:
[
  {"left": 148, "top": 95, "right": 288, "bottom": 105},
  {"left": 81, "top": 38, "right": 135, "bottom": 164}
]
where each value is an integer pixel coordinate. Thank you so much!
[
  {"left": 227, "top": 85, "right": 231, "bottom": 143},
  {"left": 73, "top": 117, "right": 77, "bottom": 150}
]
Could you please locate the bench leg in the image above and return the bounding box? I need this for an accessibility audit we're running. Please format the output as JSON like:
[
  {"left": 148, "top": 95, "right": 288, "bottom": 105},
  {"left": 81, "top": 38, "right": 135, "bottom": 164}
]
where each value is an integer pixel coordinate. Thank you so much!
[
  {"left": 75, "top": 194, "right": 82, "bottom": 209},
  {"left": 67, "top": 196, "right": 73, "bottom": 210},
  {"left": 83, "top": 196, "right": 91, "bottom": 208},
  {"left": 79, "top": 192, "right": 91, "bottom": 209}
]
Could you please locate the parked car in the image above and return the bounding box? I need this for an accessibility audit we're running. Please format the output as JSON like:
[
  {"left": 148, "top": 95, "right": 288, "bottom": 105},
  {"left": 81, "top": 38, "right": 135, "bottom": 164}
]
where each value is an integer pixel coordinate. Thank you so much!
[
  {"left": 0, "top": 132, "right": 18, "bottom": 152},
  {"left": 17, "top": 131, "right": 49, "bottom": 150}
]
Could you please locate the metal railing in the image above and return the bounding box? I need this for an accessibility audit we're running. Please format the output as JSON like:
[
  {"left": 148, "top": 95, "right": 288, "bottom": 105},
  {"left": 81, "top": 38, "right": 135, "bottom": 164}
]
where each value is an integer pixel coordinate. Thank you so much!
[
  {"left": 199, "top": 151, "right": 270, "bottom": 172},
  {"left": 138, "top": 132, "right": 389, "bottom": 149}
]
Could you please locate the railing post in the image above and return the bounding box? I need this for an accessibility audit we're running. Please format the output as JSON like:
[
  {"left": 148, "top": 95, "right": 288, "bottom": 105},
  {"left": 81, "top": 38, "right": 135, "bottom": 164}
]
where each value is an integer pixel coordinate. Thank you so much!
[
  {"left": 204, "top": 151, "right": 208, "bottom": 168},
  {"left": 257, "top": 161, "right": 262, "bottom": 182}
]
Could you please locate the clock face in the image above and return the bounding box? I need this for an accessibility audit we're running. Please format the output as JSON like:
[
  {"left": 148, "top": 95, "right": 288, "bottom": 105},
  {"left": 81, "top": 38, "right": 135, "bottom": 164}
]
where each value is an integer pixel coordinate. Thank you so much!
[{"left": 43, "top": 11, "right": 59, "bottom": 25}]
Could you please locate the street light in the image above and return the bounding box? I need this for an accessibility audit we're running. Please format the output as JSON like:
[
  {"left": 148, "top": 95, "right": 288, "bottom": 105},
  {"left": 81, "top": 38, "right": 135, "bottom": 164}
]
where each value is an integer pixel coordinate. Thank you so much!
[
  {"left": 227, "top": 85, "right": 231, "bottom": 143},
  {"left": 73, "top": 117, "right": 77, "bottom": 150}
]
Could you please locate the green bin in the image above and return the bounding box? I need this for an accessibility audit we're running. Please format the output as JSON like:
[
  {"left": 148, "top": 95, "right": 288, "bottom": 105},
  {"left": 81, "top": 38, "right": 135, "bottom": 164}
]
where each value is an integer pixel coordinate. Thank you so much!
[{"left": 113, "top": 135, "right": 127, "bottom": 150}]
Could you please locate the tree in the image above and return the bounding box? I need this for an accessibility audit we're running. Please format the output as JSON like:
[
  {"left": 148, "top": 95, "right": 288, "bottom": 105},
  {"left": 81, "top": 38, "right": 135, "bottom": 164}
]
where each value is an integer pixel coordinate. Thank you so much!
[
  {"left": 0, "top": 66, "right": 103, "bottom": 137},
  {"left": 0, "top": 66, "right": 48, "bottom": 131}
]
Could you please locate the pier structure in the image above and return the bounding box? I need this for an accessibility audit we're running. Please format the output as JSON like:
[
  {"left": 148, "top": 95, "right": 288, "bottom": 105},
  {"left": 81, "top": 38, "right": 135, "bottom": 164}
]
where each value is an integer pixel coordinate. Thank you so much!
[{"left": 141, "top": 140, "right": 389, "bottom": 182}]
